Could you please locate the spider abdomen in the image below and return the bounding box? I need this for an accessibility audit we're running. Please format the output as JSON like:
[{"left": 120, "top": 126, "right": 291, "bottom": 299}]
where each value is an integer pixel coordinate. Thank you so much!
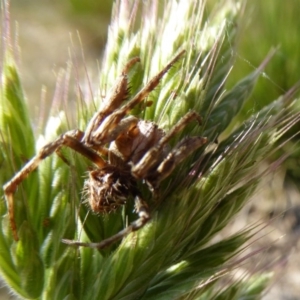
[{"left": 84, "top": 166, "right": 135, "bottom": 213}]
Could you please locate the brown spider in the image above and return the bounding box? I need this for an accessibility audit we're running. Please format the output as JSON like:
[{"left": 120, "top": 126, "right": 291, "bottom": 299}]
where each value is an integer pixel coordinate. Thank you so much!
[{"left": 3, "top": 50, "right": 207, "bottom": 249}]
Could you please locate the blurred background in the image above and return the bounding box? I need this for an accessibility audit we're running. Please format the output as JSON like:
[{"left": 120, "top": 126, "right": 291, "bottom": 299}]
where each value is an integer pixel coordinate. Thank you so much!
[{"left": 1, "top": 0, "right": 300, "bottom": 299}]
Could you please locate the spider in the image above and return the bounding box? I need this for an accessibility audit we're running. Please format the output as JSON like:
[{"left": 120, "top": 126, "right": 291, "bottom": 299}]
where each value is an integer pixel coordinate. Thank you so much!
[{"left": 3, "top": 50, "right": 207, "bottom": 249}]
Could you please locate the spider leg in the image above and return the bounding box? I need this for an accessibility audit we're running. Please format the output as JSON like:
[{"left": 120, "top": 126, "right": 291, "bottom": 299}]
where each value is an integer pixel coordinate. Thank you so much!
[
  {"left": 3, "top": 130, "right": 106, "bottom": 241},
  {"left": 147, "top": 136, "right": 207, "bottom": 189},
  {"left": 62, "top": 194, "right": 150, "bottom": 249},
  {"left": 89, "top": 50, "right": 186, "bottom": 144},
  {"left": 89, "top": 115, "right": 139, "bottom": 146},
  {"left": 83, "top": 57, "right": 140, "bottom": 144},
  {"left": 132, "top": 110, "right": 202, "bottom": 178},
  {"left": 120, "top": 50, "right": 186, "bottom": 114}
]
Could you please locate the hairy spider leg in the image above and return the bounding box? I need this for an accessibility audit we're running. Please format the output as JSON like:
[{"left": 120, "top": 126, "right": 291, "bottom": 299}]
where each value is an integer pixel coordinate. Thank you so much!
[
  {"left": 95, "top": 115, "right": 139, "bottom": 146},
  {"left": 62, "top": 194, "right": 150, "bottom": 249},
  {"left": 89, "top": 50, "right": 186, "bottom": 145},
  {"left": 4, "top": 130, "right": 106, "bottom": 241},
  {"left": 148, "top": 136, "right": 208, "bottom": 188},
  {"left": 120, "top": 50, "right": 186, "bottom": 115},
  {"left": 132, "top": 110, "right": 202, "bottom": 178},
  {"left": 83, "top": 57, "right": 141, "bottom": 145}
]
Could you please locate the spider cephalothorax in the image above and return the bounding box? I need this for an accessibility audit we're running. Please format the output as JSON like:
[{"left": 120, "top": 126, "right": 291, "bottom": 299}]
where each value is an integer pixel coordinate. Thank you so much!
[{"left": 3, "top": 50, "right": 207, "bottom": 249}]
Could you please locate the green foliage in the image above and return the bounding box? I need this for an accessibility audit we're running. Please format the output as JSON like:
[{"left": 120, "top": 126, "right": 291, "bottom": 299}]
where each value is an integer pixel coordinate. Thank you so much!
[{"left": 0, "top": 0, "right": 299, "bottom": 299}]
